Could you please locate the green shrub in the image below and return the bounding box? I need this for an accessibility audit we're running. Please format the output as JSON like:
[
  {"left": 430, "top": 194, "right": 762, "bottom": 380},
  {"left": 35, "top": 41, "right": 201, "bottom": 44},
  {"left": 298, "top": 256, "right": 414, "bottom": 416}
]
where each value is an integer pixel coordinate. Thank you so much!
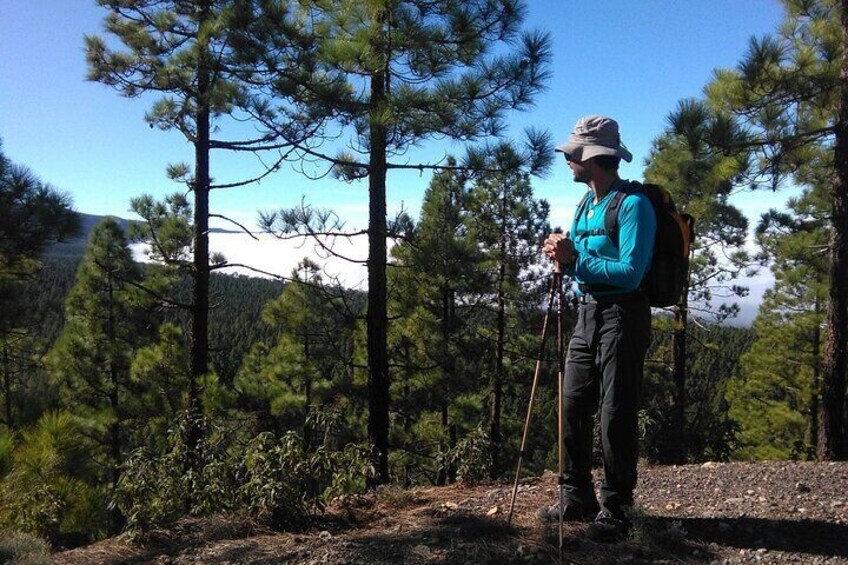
[
  {"left": 447, "top": 426, "right": 492, "bottom": 485},
  {"left": 238, "top": 431, "right": 371, "bottom": 527},
  {"left": 0, "top": 412, "right": 106, "bottom": 540},
  {"left": 115, "top": 415, "right": 237, "bottom": 535},
  {"left": 116, "top": 414, "right": 371, "bottom": 534}
]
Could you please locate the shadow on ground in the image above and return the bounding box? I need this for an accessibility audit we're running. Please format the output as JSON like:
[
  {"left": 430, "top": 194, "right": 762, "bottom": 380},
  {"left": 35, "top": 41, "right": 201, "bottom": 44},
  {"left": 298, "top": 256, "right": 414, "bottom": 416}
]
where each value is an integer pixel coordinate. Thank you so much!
[
  {"left": 657, "top": 516, "right": 848, "bottom": 559},
  {"left": 321, "top": 513, "right": 714, "bottom": 565}
]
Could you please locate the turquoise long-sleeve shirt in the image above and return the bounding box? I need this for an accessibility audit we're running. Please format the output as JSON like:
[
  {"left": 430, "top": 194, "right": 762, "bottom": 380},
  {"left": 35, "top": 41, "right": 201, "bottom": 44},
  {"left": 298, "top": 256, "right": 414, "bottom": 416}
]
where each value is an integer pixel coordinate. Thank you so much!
[{"left": 566, "top": 180, "right": 656, "bottom": 295}]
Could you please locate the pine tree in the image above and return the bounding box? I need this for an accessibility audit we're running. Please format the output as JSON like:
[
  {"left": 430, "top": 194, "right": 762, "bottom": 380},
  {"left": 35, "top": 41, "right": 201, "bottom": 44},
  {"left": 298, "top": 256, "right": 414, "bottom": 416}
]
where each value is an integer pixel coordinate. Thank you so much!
[
  {"left": 47, "top": 218, "right": 150, "bottom": 532},
  {"left": 643, "top": 99, "right": 751, "bottom": 463},
  {"left": 465, "top": 143, "right": 550, "bottom": 476},
  {"left": 728, "top": 183, "right": 830, "bottom": 459},
  {"left": 389, "top": 165, "right": 484, "bottom": 484},
  {"left": 1, "top": 142, "right": 79, "bottom": 430},
  {"left": 260, "top": 0, "right": 552, "bottom": 483},
  {"left": 704, "top": 0, "right": 848, "bottom": 459},
  {"left": 0, "top": 411, "right": 105, "bottom": 540},
  {"left": 0, "top": 141, "right": 79, "bottom": 278},
  {"left": 235, "top": 260, "right": 355, "bottom": 443},
  {"left": 85, "top": 0, "right": 321, "bottom": 467},
  {"left": 129, "top": 322, "right": 191, "bottom": 449}
]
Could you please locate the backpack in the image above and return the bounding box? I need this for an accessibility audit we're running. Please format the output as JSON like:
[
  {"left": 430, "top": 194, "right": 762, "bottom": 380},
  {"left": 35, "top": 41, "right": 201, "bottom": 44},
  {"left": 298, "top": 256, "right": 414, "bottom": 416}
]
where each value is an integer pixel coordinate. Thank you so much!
[{"left": 574, "top": 181, "right": 695, "bottom": 307}]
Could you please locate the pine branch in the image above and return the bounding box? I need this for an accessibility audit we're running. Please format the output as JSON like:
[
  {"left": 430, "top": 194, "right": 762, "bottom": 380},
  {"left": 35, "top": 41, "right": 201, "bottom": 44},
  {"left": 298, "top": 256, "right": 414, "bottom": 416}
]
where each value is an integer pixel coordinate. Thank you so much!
[{"left": 208, "top": 214, "right": 259, "bottom": 240}]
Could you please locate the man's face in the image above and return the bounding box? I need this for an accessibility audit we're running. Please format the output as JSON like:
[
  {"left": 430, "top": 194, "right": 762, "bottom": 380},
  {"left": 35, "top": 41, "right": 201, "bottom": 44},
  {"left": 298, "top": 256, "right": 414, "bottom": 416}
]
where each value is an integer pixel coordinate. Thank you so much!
[{"left": 565, "top": 153, "right": 592, "bottom": 185}]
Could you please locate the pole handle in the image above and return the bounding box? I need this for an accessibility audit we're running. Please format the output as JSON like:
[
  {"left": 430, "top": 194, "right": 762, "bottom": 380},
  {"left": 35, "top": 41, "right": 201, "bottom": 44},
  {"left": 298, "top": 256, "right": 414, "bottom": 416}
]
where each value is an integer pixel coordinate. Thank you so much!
[{"left": 552, "top": 259, "right": 562, "bottom": 274}]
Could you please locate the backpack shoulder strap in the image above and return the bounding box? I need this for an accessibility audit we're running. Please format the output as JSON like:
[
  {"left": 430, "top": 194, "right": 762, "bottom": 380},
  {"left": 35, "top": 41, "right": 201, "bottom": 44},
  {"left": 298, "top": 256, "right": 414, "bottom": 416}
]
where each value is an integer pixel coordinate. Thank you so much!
[
  {"left": 603, "top": 181, "right": 640, "bottom": 245},
  {"left": 573, "top": 191, "right": 599, "bottom": 238},
  {"left": 574, "top": 190, "right": 593, "bottom": 224}
]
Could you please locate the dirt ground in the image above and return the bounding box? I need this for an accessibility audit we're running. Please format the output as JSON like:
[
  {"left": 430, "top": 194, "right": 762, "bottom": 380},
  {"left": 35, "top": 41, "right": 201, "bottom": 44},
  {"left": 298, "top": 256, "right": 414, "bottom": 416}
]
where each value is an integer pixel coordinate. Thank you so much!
[{"left": 54, "top": 461, "right": 848, "bottom": 564}]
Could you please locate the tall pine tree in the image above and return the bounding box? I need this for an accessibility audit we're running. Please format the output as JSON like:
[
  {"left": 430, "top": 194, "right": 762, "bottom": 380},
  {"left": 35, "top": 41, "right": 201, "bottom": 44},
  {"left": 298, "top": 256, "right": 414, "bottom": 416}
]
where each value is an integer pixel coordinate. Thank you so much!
[
  {"left": 85, "top": 0, "right": 322, "bottom": 467},
  {"left": 643, "top": 99, "right": 751, "bottom": 463},
  {"left": 48, "top": 218, "right": 151, "bottom": 532},
  {"left": 466, "top": 143, "right": 550, "bottom": 476},
  {"left": 1, "top": 142, "right": 79, "bottom": 431},
  {"left": 728, "top": 183, "right": 830, "bottom": 459},
  {"left": 705, "top": 0, "right": 848, "bottom": 459},
  {"left": 389, "top": 165, "right": 485, "bottom": 484},
  {"left": 260, "top": 0, "right": 552, "bottom": 483}
]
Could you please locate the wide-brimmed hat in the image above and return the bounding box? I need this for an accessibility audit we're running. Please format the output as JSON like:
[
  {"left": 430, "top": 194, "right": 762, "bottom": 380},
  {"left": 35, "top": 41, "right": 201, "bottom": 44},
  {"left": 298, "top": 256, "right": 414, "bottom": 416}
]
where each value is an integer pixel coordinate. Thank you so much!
[{"left": 555, "top": 115, "right": 633, "bottom": 163}]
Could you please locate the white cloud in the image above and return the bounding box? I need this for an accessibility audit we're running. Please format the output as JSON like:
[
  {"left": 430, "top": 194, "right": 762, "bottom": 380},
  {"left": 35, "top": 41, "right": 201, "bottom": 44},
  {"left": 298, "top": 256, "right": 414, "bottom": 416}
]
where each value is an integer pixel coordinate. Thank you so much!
[
  {"left": 212, "top": 232, "right": 371, "bottom": 288},
  {"left": 133, "top": 232, "right": 374, "bottom": 289}
]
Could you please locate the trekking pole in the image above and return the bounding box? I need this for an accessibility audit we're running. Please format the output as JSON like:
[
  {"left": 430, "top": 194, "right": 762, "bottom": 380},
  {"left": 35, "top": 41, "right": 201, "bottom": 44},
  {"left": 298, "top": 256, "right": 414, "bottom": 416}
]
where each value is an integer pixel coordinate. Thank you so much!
[
  {"left": 507, "top": 266, "right": 560, "bottom": 526},
  {"left": 555, "top": 263, "right": 566, "bottom": 564}
]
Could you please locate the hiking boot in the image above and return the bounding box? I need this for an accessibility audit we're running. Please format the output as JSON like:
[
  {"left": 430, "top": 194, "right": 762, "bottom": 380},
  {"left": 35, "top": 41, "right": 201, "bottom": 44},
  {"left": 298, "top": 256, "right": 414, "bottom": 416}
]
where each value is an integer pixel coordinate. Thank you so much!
[
  {"left": 535, "top": 500, "right": 599, "bottom": 524},
  {"left": 586, "top": 508, "right": 631, "bottom": 542}
]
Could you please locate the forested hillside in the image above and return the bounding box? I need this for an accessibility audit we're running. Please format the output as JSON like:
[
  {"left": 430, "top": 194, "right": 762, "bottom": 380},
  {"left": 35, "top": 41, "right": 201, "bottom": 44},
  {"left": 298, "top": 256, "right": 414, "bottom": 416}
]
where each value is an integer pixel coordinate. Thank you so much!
[
  {"left": 26, "top": 254, "right": 287, "bottom": 386},
  {"left": 2, "top": 204, "right": 759, "bottom": 550}
]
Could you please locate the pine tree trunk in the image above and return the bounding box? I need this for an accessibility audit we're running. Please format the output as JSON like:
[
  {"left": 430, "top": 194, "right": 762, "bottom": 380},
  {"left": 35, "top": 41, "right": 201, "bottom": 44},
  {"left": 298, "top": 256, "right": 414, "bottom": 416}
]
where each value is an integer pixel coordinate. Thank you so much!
[
  {"left": 402, "top": 340, "right": 413, "bottom": 487},
  {"left": 185, "top": 2, "right": 212, "bottom": 496},
  {"left": 106, "top": 270, "right": 124, "bottom": 533},
  {"left": 3, "top": 344, "right": 11, "bottom": 429},
  {"left": 304, "top": 334, "right": 312, "bottom": 448},
  {"left": 490, "top": 193, "right": 508, "bottom": 477},
  {"left": 437, "top": 403, "right": 449, "bottom": 486},
  {"left": 438, "top": 285, "right": 455, "bottom": 486},
  {"left": 367, "top": 64, "right": 390, "bottom": 486},
  {"left": 819, "top": 0, "right": 848, "bottom": 461},
  {"left": 811, "top": 302, "right": 821, "bottom": 460},
  {"left": 671, "top": 299, "right": 688, "bottom": 464}
]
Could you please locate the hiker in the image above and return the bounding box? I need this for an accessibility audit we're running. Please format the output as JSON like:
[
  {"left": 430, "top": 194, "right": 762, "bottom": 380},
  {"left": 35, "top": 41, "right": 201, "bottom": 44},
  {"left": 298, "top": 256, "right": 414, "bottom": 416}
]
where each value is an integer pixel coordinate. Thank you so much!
[{"left": 538, "top": 115, "right": 656, "bottom": 541}]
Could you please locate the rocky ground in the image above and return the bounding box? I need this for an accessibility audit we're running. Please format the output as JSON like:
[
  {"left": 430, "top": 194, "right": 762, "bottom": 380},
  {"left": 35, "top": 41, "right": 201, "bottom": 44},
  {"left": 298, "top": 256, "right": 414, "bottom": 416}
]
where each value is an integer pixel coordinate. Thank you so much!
[{"left": 54, "top": 461, "right": 847, "bottom": 564}]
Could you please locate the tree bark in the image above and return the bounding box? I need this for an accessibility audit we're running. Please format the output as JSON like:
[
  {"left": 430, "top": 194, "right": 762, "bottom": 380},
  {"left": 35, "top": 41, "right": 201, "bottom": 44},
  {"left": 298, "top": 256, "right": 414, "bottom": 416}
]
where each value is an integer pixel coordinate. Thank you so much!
[
  {"left": 184, "top": 2, "right": 212, "bottom": 497},
  {"left": 106, "top": 269, "right": 124, "bottom": 533},
  {"left": 3, "top": 344, "right": 11, "bottom": 429},
  {"left": 811, "top": 300, "right": 821, "bottom": 460},
  {"left": 437, "top": 285, "right": 456, "bottom": 486},
  {"left": 490, "top": 189, "right": 508, "bottom": 477},
  {"left": 819, "top": 0, "right": 848, "bottom": 461},
  {"left": 367, "top": 63, "right": 390, "bottom": 486},
  {"left": 304, "top": 333, "right": 312, "bottom": 448},
  {"left": 670, "top": 298, "right": 689, "bottom": 464}
]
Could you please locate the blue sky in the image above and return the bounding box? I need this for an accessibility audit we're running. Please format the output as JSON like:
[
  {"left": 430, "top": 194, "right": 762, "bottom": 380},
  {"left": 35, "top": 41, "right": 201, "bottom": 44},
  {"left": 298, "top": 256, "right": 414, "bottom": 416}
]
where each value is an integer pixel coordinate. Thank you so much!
[{"left": 0, "top": 1, "right": 786, "bottom": 320}]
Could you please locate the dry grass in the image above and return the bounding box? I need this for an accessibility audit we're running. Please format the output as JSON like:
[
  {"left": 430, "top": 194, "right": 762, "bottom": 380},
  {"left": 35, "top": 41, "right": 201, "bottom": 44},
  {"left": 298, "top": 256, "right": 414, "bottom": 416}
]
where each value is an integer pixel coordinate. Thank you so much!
[{"left": 0, "top": 530, "right": 51, "bottom": 565}]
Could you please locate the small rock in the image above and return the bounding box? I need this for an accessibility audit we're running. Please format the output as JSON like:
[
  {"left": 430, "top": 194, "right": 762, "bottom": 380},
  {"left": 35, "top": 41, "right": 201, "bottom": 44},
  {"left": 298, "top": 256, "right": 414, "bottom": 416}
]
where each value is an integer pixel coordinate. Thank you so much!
[
  {"left": 486, "top": 506, "right": 499, "bottom": 516},
  {"left": 412, "top": 545, "right": 432, "bottom": 558},
  {"left": 318, "top": 530, "right": 332, "bottom": 541},
  {"left": 444, "top": 502, "right": 458, "bottom": 510}
]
